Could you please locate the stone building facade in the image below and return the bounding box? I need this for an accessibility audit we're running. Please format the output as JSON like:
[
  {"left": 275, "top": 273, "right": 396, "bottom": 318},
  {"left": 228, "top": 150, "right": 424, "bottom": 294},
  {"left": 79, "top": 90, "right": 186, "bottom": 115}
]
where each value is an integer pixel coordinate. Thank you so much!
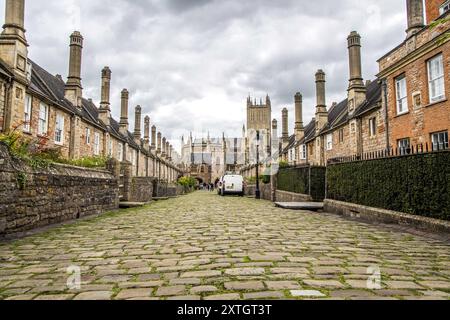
[
  {"left": 0, "top": 0, "right": 182, "bottom": 182},
  {"left": 377, "top": 0, "right": 449, "bottom": 152},
  {"left": 181, "top": 133, "right": 245, "bottom": 184}
]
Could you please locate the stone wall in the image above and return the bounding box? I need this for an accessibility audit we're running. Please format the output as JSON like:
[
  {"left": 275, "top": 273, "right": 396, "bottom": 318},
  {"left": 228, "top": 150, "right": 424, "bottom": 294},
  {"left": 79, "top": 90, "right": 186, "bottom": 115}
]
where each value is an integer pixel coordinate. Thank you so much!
[
  {"left": 244, "top": 184, "right": 272, "bottom": 201},
  {"left": 129, "top": 177, "right": 155, "bottom": 203},
  {"left": 0, "top": 143, "right": 119, "bottom": 237},
  {"left": 275, "top": 190, "right": 313, "bottom": 202}
]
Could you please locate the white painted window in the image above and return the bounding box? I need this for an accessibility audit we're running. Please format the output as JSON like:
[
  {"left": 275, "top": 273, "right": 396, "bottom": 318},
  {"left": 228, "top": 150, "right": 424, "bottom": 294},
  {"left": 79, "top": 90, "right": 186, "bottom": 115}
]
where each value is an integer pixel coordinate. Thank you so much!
[
  {"left": 428, "top": 54, "right": 445, "bottom": 103},
  {"left": 440, "top": 0, "right": 450, "bottom": 15},
  {"left": 132, "top": 149, "right": 136, "bottom": 166},
  {"left": 85, "top": 128, "right": 91, "bottom": 145},
  {"left": 300, "top": 144, "right": 307, "bottom": 160},
  {"left": 369, "top": 117, "right": 377, "bottom": 137},
  {"left": 326, "top": 134, "right": 333, "bottom": 151},
  {"left": 23, "top": 94, "right": 32, "bottom": 132},
  {"left": 431, "top": 131, "right": 449, "bottom": 151},
  {"left": 395, "top": 75, "right": 408, "bottom": 115},
  {"left": 117, "top": 143, "right": 123, "bottom": 161},
  {"left": 54, "top": 114, "right": 64, "bottom": 145},
  {"left": 338, "top": 129, "right": 344, "bottom": 143},
  {"left": 398, "top": 138, "right": 410, "bottom": 155},
  {"left": 94, "top": 132, "right": 100, "bottom": 155},
  {"left": 38, "top": 102, "right": 48, "bottom": 135},
  {"left": 108, "top": 138, "right": 113, "bottom": 157}
]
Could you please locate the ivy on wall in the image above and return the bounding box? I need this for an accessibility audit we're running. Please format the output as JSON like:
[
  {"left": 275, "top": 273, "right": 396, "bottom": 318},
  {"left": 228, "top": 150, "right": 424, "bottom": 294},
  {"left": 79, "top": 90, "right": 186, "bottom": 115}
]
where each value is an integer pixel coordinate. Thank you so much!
[
  {"left": 277, "top": 166, "right": 326, "bottom": 201},
  {"left": 327, "top": 151, "right": 450, "bottom": 221}
]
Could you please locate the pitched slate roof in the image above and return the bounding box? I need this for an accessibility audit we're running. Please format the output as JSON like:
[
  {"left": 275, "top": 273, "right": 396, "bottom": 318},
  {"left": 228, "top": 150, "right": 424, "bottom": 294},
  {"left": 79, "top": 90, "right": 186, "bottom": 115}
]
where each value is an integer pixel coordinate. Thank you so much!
[
  {"left": 28, "top": 59, "right": 148, "bottom": 150},
  {"left": 0, "top": 57, "right": 13, "bottom": 78}
]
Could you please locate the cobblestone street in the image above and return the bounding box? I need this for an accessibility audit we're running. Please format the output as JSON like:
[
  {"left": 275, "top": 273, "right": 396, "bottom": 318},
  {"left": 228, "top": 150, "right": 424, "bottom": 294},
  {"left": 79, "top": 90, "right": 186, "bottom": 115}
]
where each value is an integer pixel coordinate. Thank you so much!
[{"left": 0, "top": 192, "right": 449, "bottom": 300}]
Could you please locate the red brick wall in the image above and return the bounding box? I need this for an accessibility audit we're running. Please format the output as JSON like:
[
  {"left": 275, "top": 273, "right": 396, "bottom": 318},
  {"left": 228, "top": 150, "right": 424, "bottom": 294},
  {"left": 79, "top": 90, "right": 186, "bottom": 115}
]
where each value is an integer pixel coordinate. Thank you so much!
[
  {"left": 386, "top": 41, "right": 450, "bottom": 148},
  {"left": 426, "top": 0, "right": 447, "bottom": 24}
]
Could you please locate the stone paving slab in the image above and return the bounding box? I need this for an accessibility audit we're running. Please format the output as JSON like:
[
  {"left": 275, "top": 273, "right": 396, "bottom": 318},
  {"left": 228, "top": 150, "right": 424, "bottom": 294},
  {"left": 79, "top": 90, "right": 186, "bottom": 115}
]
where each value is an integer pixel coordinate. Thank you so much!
[{"left": 0, "top": 192, "right": 449, "bottom": 300}]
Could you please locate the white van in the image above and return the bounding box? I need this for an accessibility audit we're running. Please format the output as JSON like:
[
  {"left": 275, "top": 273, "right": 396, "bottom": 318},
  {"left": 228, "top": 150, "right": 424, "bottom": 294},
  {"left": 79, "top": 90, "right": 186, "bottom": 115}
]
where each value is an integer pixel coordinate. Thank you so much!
[{"left": 218, "top": 174, "right": 244, "bottom": 196}]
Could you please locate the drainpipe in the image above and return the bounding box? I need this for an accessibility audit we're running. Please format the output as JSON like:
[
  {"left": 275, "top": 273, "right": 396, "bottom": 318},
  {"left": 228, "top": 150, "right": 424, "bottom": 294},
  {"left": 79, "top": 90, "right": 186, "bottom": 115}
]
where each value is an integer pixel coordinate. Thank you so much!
[{"left": 382, "top": 78, "right": 390, "bottom": 150}]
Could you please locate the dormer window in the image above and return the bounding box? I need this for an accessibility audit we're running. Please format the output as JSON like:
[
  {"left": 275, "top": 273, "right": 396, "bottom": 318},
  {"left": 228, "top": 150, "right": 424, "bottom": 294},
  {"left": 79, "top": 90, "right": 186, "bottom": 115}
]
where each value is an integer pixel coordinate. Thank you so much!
[{"left": 440, "top": 0, "right": 450, "bottom": 16}]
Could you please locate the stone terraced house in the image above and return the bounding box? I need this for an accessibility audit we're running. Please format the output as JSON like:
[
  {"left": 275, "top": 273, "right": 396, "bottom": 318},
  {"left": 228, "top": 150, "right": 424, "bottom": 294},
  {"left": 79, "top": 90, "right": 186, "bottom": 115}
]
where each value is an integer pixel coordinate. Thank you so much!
[{"left": 0, "top": 0, "right": 182, "bottom": 182}]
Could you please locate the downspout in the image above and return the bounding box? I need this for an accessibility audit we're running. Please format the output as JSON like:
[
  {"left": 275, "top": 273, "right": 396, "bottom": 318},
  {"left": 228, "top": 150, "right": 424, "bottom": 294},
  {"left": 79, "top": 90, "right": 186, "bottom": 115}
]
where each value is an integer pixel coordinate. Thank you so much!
[
  {"left": 382, "top": 78, "right": 390, "bottom": 150},
  {"left": 3, "top": 79, "right": 13, "bottom": 131}
]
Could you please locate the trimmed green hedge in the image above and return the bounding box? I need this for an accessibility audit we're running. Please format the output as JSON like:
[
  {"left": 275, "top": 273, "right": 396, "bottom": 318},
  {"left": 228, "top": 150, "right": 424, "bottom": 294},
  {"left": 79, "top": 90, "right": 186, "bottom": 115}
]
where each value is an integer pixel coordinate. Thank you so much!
[
  {"left": 327, "top": 151, "right": 450, "bottom": 221},
  {"left": 277, "top": 166, "right": 326, "bottom": 201}
]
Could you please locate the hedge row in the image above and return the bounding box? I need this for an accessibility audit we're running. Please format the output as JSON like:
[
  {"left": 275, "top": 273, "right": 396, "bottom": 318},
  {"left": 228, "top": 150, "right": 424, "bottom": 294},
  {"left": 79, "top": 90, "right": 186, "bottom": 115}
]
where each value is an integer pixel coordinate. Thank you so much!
[
  {"left": 277, "top": 166, "right": 326, "bottom": 201},
  {"left": 327, "top": 151, "right": 450, "bottom": 221}
]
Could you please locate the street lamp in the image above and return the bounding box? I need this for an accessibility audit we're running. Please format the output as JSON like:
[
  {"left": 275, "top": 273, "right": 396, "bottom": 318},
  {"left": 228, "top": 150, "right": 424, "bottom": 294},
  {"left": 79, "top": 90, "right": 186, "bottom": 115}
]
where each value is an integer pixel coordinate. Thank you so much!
[{"left": 255, "top": 130, "right": 261, "bottom": 200}]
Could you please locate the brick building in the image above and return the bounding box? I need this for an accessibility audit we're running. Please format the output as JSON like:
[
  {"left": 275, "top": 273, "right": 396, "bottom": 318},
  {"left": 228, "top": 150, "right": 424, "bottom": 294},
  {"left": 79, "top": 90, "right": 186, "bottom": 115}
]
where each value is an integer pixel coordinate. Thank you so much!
[
  {"left": 0, "top": 0, "right": 182, "bottom": 181},
  {"left": 377, "top": 0, "right": 450, "bottom": 153}
]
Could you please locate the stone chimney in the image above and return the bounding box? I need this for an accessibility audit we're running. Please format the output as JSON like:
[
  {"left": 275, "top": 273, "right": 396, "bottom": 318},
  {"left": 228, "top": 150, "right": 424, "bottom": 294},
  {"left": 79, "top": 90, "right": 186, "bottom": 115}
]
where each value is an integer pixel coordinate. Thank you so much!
[
  {"left": 282, "top": 108, "right": 289, "bottom": 147},
  {"left": 166, "top": 142, "right": 171, "bottom": 161},
  {"left": 65, "top": 31, "right": 84, "bottom": 108},
  {"left": 157, "top": 132, "right": 162, "bottom": 155},
  {"left": 347, "top": 31, "right": 366, "bottom": 114},
  {"left": 151, "top": 125, "right": 156, "bottom": 150},
  {"left": 98, "top": 67, "right": 111, "bottom": 126},
  {"left": 294, "top": 92, "right": 304, "bottom": 142},
  {"left": 144, "top": 116, "right": 150, "bottom": 149},
  {"left": 0, "top": 0, "right": 28, "bottom": 78},
  {"left": 162, "top": 137, "right": 167, "bottom": 158},
  {"left": 134, "top": 105, "right": 142, "bottom": 142},
  {"left": 315, "top": 70, "right": 328, "bottom": 133},
  {"left": 406, "top": 0, "right": 424, "bottom": 38},
  {"left": 119, "top": 89, "right": 129, "bottom": 135}
]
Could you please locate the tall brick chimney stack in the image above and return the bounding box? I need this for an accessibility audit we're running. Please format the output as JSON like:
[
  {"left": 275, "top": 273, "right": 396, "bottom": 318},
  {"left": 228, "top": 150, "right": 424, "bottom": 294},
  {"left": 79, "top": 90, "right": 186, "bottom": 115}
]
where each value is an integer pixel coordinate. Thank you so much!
[
  {"left": 294, "top": 92, "right": 304, "bottom": 142},
  {"left": 134, "top": 105, "right": 142, "bottom": 142},
  {"left": 119, "top": 89, "right": 129, "bottom": 135},
  {"left": 347, "top": 31, "right": 366, "bottom": 114},
  {"left": 282, "top": 108, "right": 289, "bottom": 148},
  {"left": 65, "top": 31, "right": 84, "bottom": 108},
  {"left": 167, "top": 142, "right": 171, "bottom": 161},
  {"left": 144, "top": 116, "right": 150, "bottom": 149},
  {"left": 157, "top": 132, "right": 162, "bottom": 155},
  {"left": 406, "top": 0, "right": 425, "bottom": 38},
  {"left": 151, "top": 125, "right": 156, "bottom": 151},
  {"left": 315, "top": 69, "right": 328, "bottom": 133},
  {"left": 162, "top": 137, "right": 167, "bottom": 158},
  {"left": 98, "top": 67, "right": 111, "bottom": 126},
  {"left": 0, "top": 0, "right": 28, "bottom": 77}
]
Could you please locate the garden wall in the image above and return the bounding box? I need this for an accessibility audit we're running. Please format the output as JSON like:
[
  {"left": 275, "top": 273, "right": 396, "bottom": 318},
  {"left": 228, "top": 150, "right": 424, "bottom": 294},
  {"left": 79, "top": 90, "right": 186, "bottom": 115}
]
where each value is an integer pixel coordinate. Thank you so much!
[
  {"left": 0, "top": 143, "right": 119, "bottom": 237},
  {"left": 327, "top": 151, "right": 450, "bottom": 221}
]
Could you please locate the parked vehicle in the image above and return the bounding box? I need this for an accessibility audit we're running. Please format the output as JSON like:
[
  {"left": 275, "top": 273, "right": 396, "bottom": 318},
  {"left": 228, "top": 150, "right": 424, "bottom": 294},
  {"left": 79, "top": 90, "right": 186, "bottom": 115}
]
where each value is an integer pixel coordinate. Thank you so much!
[{"left": 218, "top": 174, "right": 244, "bottom": 197}]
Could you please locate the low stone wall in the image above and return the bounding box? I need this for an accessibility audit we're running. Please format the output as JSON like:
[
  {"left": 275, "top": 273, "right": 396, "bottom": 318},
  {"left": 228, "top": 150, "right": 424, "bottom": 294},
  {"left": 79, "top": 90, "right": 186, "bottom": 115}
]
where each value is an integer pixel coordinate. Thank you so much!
[
  {"left": 154, "top": 182, "right": 180, "bottom": 198},
  {"left": 0, "top": 144, "right": 119, "bottom": 237},
  {"left": 324, "top": 199, "right": 450, "bottom": 234},
  {"left": 275, "top": 190, "right": 313, "bottom": 202},
  {"left": 244, "top": 184, "right": 271, "bottom": 200},
  {"left": 128, "top": 177, "right": 155, "bottom": 203}
]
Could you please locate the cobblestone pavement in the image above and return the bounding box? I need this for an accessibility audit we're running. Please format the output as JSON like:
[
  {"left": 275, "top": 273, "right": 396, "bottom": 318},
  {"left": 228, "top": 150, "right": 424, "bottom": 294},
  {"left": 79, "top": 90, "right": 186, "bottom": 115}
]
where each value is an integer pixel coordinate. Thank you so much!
[{"left": 1, "top": 192, "right": 449, "bottom": 300}]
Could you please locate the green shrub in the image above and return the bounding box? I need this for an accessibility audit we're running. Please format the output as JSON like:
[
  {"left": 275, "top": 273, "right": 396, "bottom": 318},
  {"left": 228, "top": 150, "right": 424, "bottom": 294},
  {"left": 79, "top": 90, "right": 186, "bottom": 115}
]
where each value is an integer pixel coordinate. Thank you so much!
[
  {"left": 327, "top": 151, "right": 450, "bottom": 221},
  {"left": 277, "top": 166, "right": 325, "bottom": 201},
  {"left": 178, "top": 176, "right": 197, "bottom": 188}
]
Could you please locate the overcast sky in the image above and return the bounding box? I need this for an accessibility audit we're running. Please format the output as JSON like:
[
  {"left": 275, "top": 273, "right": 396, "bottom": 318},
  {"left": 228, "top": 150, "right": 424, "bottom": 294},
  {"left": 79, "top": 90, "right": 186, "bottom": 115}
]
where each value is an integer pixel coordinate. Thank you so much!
[{"left": 1, "top": 0, "right": 408, "bottom": 151}]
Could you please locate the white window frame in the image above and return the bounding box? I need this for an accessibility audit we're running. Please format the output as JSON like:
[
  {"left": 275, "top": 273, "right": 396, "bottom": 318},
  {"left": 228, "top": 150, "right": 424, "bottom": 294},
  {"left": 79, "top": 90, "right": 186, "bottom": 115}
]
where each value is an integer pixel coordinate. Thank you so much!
[
  {"left": 427, "top": 54, "right": 445, "bottom": 103},
  {"left": 117, "top": 143, "right": 123, "bottom": 161},
  {"left": 369, "top": 117, "right": 377, "bottom": 137},
  {"left": 86, "top": 128, "right": 91, "bottom": 145},
  {"left": 132, "top": 149, "right": 136, "bottom": 166},
  {"left": 54, "top": 113, "right": 65, "bottom": 145},
  {"left": 440, "top": 0, "right": 450, "bottom": 15},
  {"left": 24, "top": 94, "right": 32, "bottom": 132},
  {"left": 94, "top": 132, "right": 100, "bottom": 156},
  {"left": 398, "top": 138, "right": 410, "bottom": 155},
  {"left": 108, "top": 138, "right": 113, "bottom": 157},
  {"left": 300, "top": 144, "right": 307, "bottom": 160},
  {"left": 395, "top": 75, "right": 408, "bottom": 115},
  {"left": 431, "top": 131, "right": 449, "bottom": 151},
  {"left": 38, "top": 102, "right": 48, "bottom": 135},
  {"left": 326, "top": 134, "right": 333, "bottom": 151}
]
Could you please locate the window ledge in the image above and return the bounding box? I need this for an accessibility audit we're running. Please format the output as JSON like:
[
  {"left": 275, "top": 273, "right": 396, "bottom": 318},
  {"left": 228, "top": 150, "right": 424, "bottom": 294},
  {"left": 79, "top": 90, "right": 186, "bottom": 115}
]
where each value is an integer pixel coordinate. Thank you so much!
[
  {"left": 394, "top": 111, "right": 410, "bottom": 118},
  {"left": 22, "top": 131, "right": 32, "bottom": 136},
  {"left": 425, "top": 98, "right": 447, "bottom": 108}
]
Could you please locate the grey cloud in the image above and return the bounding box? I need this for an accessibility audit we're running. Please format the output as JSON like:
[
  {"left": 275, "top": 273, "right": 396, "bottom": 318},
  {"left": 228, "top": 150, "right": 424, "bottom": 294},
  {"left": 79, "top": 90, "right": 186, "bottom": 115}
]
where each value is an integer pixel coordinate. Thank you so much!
[{"left": 4, "top": 0, "right": 408, "bottom": 152}]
